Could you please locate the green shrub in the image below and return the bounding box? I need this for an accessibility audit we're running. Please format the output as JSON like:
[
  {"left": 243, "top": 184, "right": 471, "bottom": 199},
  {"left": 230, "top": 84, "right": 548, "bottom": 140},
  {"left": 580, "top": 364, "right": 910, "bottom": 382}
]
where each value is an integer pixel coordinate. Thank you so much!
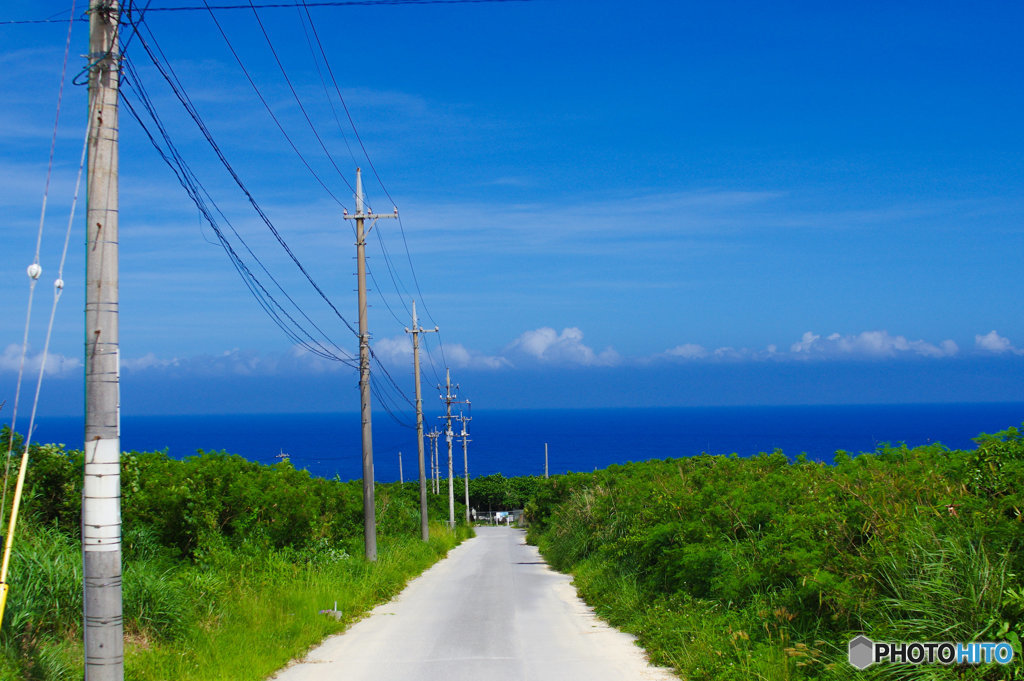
[
  {"left": 0, "top": 433, "right": 471, "bottom": 679},
  {"left": 526, "top": 424, "right": 1024, "bottom": 680}
]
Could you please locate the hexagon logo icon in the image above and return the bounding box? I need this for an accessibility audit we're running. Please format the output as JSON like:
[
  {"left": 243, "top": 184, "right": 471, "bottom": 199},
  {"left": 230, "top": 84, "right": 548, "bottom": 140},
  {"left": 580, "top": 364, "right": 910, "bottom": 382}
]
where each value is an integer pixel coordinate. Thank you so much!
[{"left": 848, "top": 635, "right": 875, "bottom": 670}]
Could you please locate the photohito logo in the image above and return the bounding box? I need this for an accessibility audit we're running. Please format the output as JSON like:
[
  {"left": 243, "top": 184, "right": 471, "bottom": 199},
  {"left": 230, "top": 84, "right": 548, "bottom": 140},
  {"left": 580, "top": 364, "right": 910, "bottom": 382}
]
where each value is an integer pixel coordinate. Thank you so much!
[{"left": 848, "top": 635, "right": 1016, "bottom": 670}]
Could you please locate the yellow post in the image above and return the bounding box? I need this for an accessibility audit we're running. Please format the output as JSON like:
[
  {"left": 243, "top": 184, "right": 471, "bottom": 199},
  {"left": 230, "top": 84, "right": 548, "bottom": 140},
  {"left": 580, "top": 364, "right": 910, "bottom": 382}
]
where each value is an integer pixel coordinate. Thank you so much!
[{"left": 0, "top": 445, "right": 31, "bottom": 628}]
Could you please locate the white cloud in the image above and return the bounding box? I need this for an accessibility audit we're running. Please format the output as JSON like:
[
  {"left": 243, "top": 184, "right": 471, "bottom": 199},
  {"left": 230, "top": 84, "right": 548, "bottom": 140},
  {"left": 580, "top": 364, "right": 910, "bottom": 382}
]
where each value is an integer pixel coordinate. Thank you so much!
[
  {"left": 505, "top": 327, "right": 620, "bottom": 367},
  {"left": 441, "top": 343, "right": 510, "bottom": 370},
  {"left": 658, "top": 330, "right": 964, "bottom": 364},
  {"left": 0, "top": 344, "right": 81, "bottom": 376},
  {"left": 788, "top": 331, "right": 958, "bottom": 359},
  {"left": 712, "top": 346, "right": 748, "bottom": 360},
  {"left": 974, "top": 330, "right": 1022, "bottom": 355},
  {"left": 121, "top": 353, "right": 179, "bottom": 371},
  {"left": 372, "top": 336, "right": 413, "bottom": 366},
  {"left": 372, "top": 335, "right": 508, "bottom": 370},
  {"left": 664, "top": 343, "right": 709, "bottom": 359},
  {"left": 118, "top": 346, "right": 356, "bottom": 377},
  {"left": 74, "top": 325, "right": 1021, "bottom": 385}
]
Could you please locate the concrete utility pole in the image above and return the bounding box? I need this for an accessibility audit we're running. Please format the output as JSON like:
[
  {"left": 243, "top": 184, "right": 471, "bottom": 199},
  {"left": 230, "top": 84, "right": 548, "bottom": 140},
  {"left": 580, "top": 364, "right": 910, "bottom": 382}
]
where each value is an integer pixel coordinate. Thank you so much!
[
  {"left": 398, "top": 451, "right": 403, "bottom": 485},
  {"left": 405, "top": 300, "right": 437, "bottom": 542},
  {"left": 459, "top": 408, "right": 472, "bottom": 525},
  {"left": 425, "top": 428, "right": 440, "bottom": 494},
  {"left": 438, "top": 369, "right": 460, "bottom": 528},
  {"left": 433, "top": 428, "right": 441, "bottom": 495},
  {"left": 545, "top": 442, "right": 549, "bottom": 479},
  {"left": 84, "top": 2, "right": 124, "bottom": 679},
  {"left": 343, "top": 168, "right": 396, "bottom": 562},
  {"left": 430, "top": 428, "right": 438, "bottom": 491}
]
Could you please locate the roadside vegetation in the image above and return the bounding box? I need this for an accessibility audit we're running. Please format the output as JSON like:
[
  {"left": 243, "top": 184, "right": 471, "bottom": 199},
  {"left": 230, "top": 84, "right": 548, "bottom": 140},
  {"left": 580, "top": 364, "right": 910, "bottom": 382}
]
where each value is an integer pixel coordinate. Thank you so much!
[
  {"left": 525, "top": 424, "right": 1024, "bottom": 680},
  {"left": 0, "top": 429, "right": 472, "bottom": 681},
  {"left": 465, "top": 473, "right": 542, "bottom": 514}
]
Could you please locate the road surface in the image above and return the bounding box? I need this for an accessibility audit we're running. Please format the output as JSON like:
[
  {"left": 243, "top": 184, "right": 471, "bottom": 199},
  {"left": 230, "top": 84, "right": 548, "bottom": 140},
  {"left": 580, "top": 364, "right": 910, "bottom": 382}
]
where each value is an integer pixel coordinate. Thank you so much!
[{"left": 270, "top": 526, "right": 677, "bottom": 681}]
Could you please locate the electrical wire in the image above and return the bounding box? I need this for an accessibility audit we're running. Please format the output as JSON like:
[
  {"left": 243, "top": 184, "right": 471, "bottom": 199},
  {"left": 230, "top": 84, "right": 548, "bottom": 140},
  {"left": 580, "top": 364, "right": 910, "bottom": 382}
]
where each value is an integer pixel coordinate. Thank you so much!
[
  {"left": 22, "top": 116, "right": 89, "bottom": 476},
  {"left": 125, "top": 14, "right": 429, "bottom": 414},
  {"left": 294, "top": 3, "right": 359, "bottom": 169},
  {"left": 420, "top": 325, "right": 444, "bottom": 386},
  {"left": 244, "top": 0, "right": 355, "bottom": 196},
  {"left": 119, "top": 56, "right": 355, "bottom": 361},
  {"left": 129, "top": 19, "right": 361, "bottom": 339},
  {"left": 2, "top": 0, "right": 78, "bottom": 530},
  {"left": 144, "top": 0, "right": 530, "bottom": 10},
  {"left": 1, "top": 7, "right": 83, "bottom": 625},
  {"left": 119, "top": 69, "right": 358, "bottom": 366},
  {"left": 201, "top": 2, "right": 349, "bottom": 208},
  {"left": 372, "top": 225, "right": 413, "bottom": 319},
  {"left": 303, "top": 1, "right": 450, "bottom": 373},
  {"left": 365, "top": 263, "right": 407, "bottom": 328},
  {"left": 109, "top": 5, "right": 444, "bottom": 425},
  {"left": 1, "top": 1, "right": 532, "bottom": 23}
]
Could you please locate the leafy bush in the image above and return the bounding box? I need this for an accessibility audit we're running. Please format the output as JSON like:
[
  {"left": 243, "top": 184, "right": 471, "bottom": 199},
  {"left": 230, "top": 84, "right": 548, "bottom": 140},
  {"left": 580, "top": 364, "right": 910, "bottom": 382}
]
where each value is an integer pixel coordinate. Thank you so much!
[
  {"left": 466, "top": 473, "right": 542, "bottom": 511},
  {"left": 526, "top": 425, "right": 1024, "bottom": 680},
  {"left": 0, "top": 431, "right": 470, "bottom": 680}
]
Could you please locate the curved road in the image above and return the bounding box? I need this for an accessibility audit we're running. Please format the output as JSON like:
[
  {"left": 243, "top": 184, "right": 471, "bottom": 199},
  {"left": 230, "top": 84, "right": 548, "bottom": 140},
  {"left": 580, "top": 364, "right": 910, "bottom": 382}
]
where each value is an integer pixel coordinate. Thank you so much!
[{"left": 271, "top": 526, "right": 676, "bottom": 681}]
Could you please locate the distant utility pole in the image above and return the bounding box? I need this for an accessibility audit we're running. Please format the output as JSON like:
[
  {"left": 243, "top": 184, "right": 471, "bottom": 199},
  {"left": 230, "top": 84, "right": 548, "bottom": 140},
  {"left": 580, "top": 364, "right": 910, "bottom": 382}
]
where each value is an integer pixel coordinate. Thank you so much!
[
  {"left": 405, "top": 300, "right": 437, "bottom": 542},
  {"left": 343, "top": 168, "right": 396, "bottom": 563},
  {"left": 438, "top": 369, "right": 461, "bottom": 528},
  {"left": 545, "top": 442, "right": 549, "bottom": 479},
  {"left": 432, "top": 428, "right": 442, "bottom": 495},
  {"left": 425, "top": 428, "right": 440, "bottom": 494},
  {"left": 459, "top": 408, "right": 472, "bottom": 524},
  {"left": 398, "top": 451, "right": 403, "bottom": 485},
  {"left": 84, "top": 2, "right": 124, "bottom": 679}
]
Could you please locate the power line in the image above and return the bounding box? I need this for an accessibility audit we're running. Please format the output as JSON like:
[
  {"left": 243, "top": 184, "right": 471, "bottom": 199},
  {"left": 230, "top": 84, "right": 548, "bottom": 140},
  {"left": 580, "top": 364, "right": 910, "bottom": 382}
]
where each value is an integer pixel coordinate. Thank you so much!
[
  {"left": 120, "top": 51, "right": 358, "bottom": 365},
  {"left": 294, "top": 4, "right": 446, "bottom": 403},
  {"left": 128, "top": 13, "right": 426, "bottom": 415},
  {"left": 121, "top": 84, "right": 358, "bottom": 366},
  {"left": 1, "top": 0, "right": 530, "bottom": 23},
  {"left": 144, "top": 0, "right": 530, "bottom": 10},
  {"left": 298, "top": 1, "right": 425, "bottom": 335},
  {"left": 244, "top": 0, "right": 356, "bottom": 196},
  {"left": 420, "top": 326, "right": 444, "bottom": 386},
  {"left": 200, "top": 1, "right": 350, "bottom": 208},
  {"left": 115, "top": 3, "right": 440, "bottom": 419},
  {"left": 373, "top": 227, "right": 413, "bottom": 319},
  {"left": 295, "top": 3, "right": 359, "bottom": 169},
  {"left": 366, "top": 263, "right": 407, "bottom": 328},
  {"left": 292, "top": 1, "right": 450, "bottom": 370},
  {"left": 129, "top": 18, "right": 361, "bottom": 338}
]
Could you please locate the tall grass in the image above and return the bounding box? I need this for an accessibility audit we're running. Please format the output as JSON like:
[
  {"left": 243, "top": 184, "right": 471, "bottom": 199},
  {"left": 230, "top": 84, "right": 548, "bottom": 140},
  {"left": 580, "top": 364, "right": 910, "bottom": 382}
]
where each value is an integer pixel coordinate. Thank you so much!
[
  {"left": 0, "top": 522, "right": 470, "bottom": 681},
  {"left": 126, "top": 522, "right": 471, "bottom": 681},
  {"left": 526, "top": 434, "right": 1024, "bottom": 681},
  {"left": 0, "top": 434, "right": 475, "bottom": 679}
]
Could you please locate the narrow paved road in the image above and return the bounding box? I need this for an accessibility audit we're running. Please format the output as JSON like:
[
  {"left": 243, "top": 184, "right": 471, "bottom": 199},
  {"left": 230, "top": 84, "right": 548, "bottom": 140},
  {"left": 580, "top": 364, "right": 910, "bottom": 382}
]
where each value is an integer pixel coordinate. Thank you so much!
[{"left": 271, "top": 526, "right": 676, "bottom": 681}]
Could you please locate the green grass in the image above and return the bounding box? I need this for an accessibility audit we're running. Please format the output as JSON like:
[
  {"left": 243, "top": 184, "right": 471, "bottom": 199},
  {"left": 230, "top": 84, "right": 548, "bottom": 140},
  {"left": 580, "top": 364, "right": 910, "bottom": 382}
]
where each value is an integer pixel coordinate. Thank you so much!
[
  {"left": 0, "top": 433, "right": 475, "bottom": 679},
  {"left": 0, "top": 519, "right": 471, "bottom": 681},
  {"left": 125, "top": 523, "right": 470, "bottom": 681},
  {"left": 525, "top": 429, "right": 1024, "bottom": 681}
]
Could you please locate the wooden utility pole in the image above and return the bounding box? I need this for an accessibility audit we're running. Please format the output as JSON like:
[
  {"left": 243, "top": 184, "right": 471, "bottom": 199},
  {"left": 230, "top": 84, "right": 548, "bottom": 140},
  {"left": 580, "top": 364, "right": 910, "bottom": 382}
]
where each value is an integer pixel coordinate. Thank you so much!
[
  {"left": 343, "top": 168, "right": 396, "bottom": 562},
  {"left": 545, "top": 442, "right": 549, "bottom": 478},
  {"left": 438, "top": 369, "right": 459, "bottom": 528},
  {"left": 405, "top": 300, "right": 437, "bottom": 541},
  {"left": 459, "top": 408, "right": 471, "bottom": 525},
  {"left": 84, "top": 1, "right": 124, "bottom": 678}
]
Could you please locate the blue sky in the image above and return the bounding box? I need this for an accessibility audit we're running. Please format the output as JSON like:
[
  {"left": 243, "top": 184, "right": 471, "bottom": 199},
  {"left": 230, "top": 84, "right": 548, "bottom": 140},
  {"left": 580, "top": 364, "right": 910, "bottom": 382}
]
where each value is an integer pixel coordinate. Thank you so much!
[{"left": 1, "top": 0, "right": 1023, "bottom": 417}]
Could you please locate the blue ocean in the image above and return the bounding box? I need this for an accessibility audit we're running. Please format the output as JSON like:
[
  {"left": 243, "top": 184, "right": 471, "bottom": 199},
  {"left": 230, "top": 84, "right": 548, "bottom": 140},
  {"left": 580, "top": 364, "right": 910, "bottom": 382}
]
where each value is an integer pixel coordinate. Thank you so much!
[{"left": 27, "top": 403, "right": 1024, "bottom": 483}]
